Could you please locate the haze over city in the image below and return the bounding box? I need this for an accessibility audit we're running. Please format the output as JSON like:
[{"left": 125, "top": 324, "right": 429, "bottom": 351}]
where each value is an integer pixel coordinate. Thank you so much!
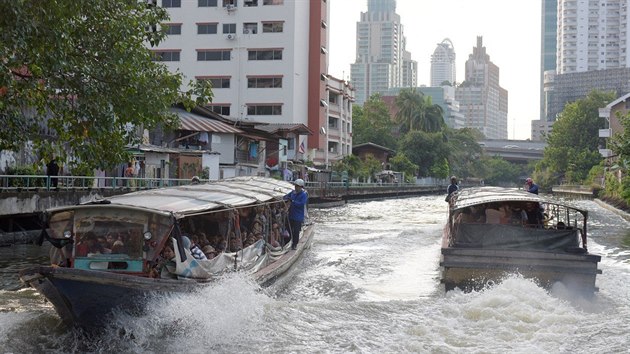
[{"left": 329, "top": 0, "right": 541, "bottom": 140}]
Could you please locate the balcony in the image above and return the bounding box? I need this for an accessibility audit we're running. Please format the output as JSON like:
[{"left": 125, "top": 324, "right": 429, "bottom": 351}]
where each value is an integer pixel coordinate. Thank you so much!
[
  {"left": 235, "top": 150, "right": 260, "bottom": 165},
  {"left": 599, "top": 128, "right": 612, "bottom": 138}
]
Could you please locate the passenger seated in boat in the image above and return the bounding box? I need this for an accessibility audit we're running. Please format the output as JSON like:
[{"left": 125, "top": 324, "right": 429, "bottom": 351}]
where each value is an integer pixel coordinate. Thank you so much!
[
  {"left": 508, "top": 206, "right": 528, "bottom": 225},
  {"left": 202, "top": 245, "right": 217, "bottom": 259},
  {"left": 485, "top": 204, "right": 510, "bottom": 224},
  {"left": 270, "top": 222, "right": 281, "bottom": 247},
  {"left": 182, "top": 235, "right": 207, "bottom": 260},
  {"left": 228, "top": 237, "right": 243, "bottom": 252},
  {"left": 96, "top": 236, "right": 112, "bottom": 254},
  {"left": 150, "top": 244, "right": 176, "bottom": 278},
  {"left": 556, "top": 221, "right": 566, "bottom": 229},
  {"left": 524, "top": 202, "right": 544, "bottom": 227},
  {"left": 77, "top": 232, "right": 106, "bottom": 256}
]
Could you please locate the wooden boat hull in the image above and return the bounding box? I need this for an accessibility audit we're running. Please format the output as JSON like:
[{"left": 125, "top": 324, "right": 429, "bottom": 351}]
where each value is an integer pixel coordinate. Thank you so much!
[
  {"left": 440, "top": 247, "right": 601, "bottom": 294},
  {"left": 20, "top": 224, "right": 314, "bottom": 329}
]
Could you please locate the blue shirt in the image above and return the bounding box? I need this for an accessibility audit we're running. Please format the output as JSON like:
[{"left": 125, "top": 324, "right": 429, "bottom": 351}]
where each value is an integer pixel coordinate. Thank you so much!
[
  {"left": 527, "top": 183, "right": 539, "bottom": 195},
  {"left": 447, "top": 183, "right": 458, "bottom": 197},
  {"left": 284, "top": 189, "right": 308, "bottom": 222}
]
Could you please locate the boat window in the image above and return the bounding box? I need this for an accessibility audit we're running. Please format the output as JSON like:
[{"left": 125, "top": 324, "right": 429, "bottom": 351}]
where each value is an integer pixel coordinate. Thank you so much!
[
  {"left": 68, "top": 207, "right": 172, "bottom": 271},
  {"left": 48, "top": 210, "right": 74, "bottom": 240}
]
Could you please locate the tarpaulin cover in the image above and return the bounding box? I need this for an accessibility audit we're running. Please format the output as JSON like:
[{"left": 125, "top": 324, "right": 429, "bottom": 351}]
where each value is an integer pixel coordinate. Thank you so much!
[{"left": 453, "top": 223, "right": 580, "bottom": 250}]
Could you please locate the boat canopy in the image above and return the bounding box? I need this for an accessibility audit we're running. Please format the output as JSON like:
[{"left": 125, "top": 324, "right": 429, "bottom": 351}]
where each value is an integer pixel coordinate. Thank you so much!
[
  {"left": 449, "top": 186, "right": 586, "bottom": 215},
  {"left": 47, "top": 177, "right": 295, "bottom": 218}
]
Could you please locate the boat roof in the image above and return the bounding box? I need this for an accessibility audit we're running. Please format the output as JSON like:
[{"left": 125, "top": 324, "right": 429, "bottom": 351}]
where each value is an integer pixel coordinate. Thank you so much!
[
  {"left": 50, "top": 177, "right": 295, "bottom": 218},
  {"left": 450, "top": 186, "right": 586, "bottom": 213}
]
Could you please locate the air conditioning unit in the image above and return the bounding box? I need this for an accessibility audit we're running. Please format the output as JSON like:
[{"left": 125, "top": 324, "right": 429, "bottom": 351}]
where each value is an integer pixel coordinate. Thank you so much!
[
  {"left": 226, "top": 4, "right": 235, "bottom": 11},
  {"left": 243, "top": 29, "right": 250, "bottom": 34},
  {"left": 226, "top": 33, "right": 235, "bottom": 40}
]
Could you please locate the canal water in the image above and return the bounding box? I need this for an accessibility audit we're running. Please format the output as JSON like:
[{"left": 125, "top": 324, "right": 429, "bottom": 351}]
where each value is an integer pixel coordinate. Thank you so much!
[{"left": 0, "top": 196, "right": 628, "bottom": 353}]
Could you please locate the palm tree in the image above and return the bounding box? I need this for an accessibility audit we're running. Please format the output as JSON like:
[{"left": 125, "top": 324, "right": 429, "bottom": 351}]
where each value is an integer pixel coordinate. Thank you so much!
[
  {"left": 422, "top": 96, "right": 445, "bottom": 133},
  {"left": 395, "top": 88, "right": 424, "bottom": 132}
]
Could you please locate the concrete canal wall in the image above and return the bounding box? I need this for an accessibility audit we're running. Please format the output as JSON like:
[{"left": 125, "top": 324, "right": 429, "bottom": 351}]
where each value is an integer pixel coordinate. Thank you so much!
[{"left": 0, "top": 184, "right": 444, "bottom": 245}]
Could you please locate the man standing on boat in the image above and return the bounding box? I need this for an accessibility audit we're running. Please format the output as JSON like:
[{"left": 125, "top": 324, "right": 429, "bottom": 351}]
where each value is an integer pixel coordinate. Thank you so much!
[
  {"left": 446, "top": 176, "right": 458, "bottom": 202},
  {"left": 525, "top": 178, "right": 539, "bottom": 194},
  {"left": 283, "top": 179, "right": 308, "bottom": 250}
]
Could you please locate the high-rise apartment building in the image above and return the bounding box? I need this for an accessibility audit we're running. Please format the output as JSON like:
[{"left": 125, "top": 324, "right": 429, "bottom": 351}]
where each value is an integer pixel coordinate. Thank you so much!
[
  {"left": 350, "top": 0, "right": 417, "bottom": 105},
  {"left": 540, "top": 0, "right": 557, "bottom": 121},
  {"left": 542, "top": 0, "right": 630, "bottom": 123},
  {"left": 455, "top": 37, "right": 508, "bottom": 139},
  {"left": 430, "top": 38, "right": 457, "bottom": 87},
  {"left": 149, "top": 0, "right": 336, "bottom": 165}
]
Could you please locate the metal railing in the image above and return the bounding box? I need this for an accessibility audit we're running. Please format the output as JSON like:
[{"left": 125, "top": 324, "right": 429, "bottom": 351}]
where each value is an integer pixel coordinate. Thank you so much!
[
  {"left": 0, "top": 175, "right": 198, "bottom": 191},
  {"left": 0, "top": 175, "right": 439, "bottom": 192}
]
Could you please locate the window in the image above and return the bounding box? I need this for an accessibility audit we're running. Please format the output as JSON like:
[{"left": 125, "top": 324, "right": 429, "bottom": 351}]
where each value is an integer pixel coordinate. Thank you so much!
[
  {"left": 223, "top": 23, "right": 236, "bottom": 34},
  {"left": 248, "top": 49, "right": 282, "bottom": 60},
  {"left": 223, "top": 0, "right": 236, "bottom": 6},
  {"left": 262, "top": 21, "right": 283, "bottom": 33},
  {"left": 152, "top": 51, "right": 180, "bottom": 61},
  {"left": 162, "top": 0, "right": 181, "bottom": 7},
  {"left": 243, "top": 23, "right": 257, "bottom": 34},
  {"left": 197, "top": 23, "right": 218, "bottom": 34},
  {"left": 329, "top": 93, "right": 338, "bottom": 104},
  {"left": 198, "top": 77, "right": 231, "bottom": 88},
  {"left": 247, "top": 104, "right": 282, "bottom": 115},
  {"left": 328, "top": 116, "right": 339, "bottom": 129},
  {"left": 198, "top": 0, "right": 217, "bottom": 6},
  {"left": 247, "top": 77, "right": 282, "bottom": 88},
  {"left": 263, "top": 0, "right": 283, "bottom": 4},
  {"left": 164, "top": 24, "right": 182, "bottom": 35},
  {"left": 197, "top": 50, "right": 231, "bottom": 61},
  {"left": 244, "top": 0, "right": 257, "bottom": 6},
  {"left": 208, "top": 105, "right": 231, "bottom": 116}
]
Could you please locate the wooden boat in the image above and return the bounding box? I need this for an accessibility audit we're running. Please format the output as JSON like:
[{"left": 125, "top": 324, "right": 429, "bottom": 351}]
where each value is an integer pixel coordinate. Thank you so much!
[
  {"left": 440, "top": 186, "right": 601, "bottom": 294},
  {"left": 19, "top": 177, "right": 314, "bottom": 329}
]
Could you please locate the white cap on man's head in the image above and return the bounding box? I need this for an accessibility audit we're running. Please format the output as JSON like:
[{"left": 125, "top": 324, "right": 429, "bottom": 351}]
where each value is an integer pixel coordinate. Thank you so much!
[{"left": 293, "top": 179, "right": 305, "bottom": 187}]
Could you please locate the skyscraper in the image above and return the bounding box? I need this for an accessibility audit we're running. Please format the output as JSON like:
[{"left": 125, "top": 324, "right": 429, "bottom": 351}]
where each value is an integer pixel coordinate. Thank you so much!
[
  {"left": 543, "top": 0, "right": 630, "bottom": 122},
  {"left": 430, "top": 38, "right": 457, "bottom": 87},
  {"left": 540, "top": 0, "right": 557, "bottom": 121},
  {"left": 350, "top": 0, "right": 417, "bottom": 105},
  {"left": 455, "top": 37, "right": 508, "bottom": 139}
]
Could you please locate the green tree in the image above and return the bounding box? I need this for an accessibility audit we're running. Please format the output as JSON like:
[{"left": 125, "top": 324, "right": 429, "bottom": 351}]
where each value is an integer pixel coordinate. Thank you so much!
[
  {"left": 603, "top": 111, "right": 630, "bottom": 204},
  {"left": 430, "top": 158, "right": 450, "bottom": 179},
  {"left": 609, "top": 111, "right": 630, "bottom": 168},
  {"left": 395, "top": 88, "right": 424, "bottom": 133},
  {"left": 352, "top": 94, "right": 396, "bottom": 149},
  {"left": 421, "top": 95, "right": 445, "bottom": 133},
  {"left": 0, "top": 0, "right": 212, "bottom": 171},
  {"left": 394, "top": 89, "right": 444, "bottom": 134},
  {"left": 398, "top": 130, "right": 449, "bottom": 177},
  {"left": 482, "top": 157, "right": 521, "bottom": 186},
  {"left": 536, "top": 90, "right": 615, "bottom": 184},
  {"left": 332, "top": 154, "right": 362, "bottom": 180},
  {"left": 444, "top": 127, "right": 484, "bottom": 179},
  {"left": 358, "top": 154, "right": 383, "bottom": 182},
  {"left": 389, "top": 153, "right": 418, "bottom": 182}
]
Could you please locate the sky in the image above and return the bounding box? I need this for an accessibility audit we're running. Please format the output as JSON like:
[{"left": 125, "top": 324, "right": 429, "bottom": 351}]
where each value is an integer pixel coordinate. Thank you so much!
[{"left": 328, "top": 0, "right": 542, "bottom": 140}]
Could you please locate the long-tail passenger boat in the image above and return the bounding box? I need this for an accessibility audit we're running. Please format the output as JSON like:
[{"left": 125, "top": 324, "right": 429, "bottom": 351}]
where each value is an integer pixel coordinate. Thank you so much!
[
  {"left": 19, "top": 177, "right": 314, "bottom": 329},
  {"left": 441, "top": 186, "right": 601, "bottom": 294}
]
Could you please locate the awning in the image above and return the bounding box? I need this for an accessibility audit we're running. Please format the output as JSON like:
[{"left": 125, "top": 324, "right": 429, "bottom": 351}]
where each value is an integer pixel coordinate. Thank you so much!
[
  {"left": 173, "top": 108, "right": 243, "bottom": 134},
  {"left": 238, "top": 133, "right": 269, "bottom": 141}
]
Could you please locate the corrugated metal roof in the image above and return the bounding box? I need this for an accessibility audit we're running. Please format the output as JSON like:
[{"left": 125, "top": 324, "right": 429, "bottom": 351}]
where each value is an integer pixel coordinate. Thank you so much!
[
  {"left": 450, "top": 186, "right": 584, "bottom": 213},
  {"left": 101, "top": 177, "right": 294, "bottom": 218},
  {"left": 254, "top": 123, "right": 313, "bottom": 135},
  {"left": 173, "top": 108, "right": 243, "bottom": 134}
]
